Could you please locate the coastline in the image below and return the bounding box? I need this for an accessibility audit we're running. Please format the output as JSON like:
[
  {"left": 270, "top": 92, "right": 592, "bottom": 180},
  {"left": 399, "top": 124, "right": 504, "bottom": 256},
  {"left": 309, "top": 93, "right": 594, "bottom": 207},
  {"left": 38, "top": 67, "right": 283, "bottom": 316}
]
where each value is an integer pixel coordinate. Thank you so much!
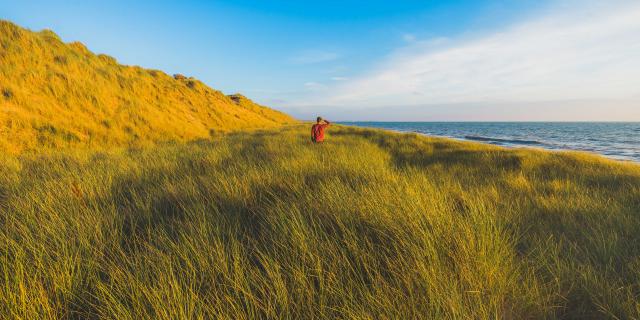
[{"left": 339, "top": 122, "right": 640, "bottom": 163}]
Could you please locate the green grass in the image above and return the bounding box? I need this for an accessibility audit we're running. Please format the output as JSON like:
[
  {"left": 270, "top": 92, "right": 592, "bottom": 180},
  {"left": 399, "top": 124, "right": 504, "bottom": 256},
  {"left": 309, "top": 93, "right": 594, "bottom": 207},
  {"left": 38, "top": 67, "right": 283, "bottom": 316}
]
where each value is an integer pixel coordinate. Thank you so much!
[{"left": 1, "top": 125, "right": 639, "bottom": 319}]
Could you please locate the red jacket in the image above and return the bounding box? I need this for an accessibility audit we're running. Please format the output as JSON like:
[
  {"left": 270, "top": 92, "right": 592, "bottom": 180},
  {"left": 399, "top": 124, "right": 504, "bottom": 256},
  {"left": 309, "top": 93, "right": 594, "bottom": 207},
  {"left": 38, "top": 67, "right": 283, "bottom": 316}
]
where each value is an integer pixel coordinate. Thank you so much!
[{"left": 311, "top": 121, "right": 330, "bottom": 142}]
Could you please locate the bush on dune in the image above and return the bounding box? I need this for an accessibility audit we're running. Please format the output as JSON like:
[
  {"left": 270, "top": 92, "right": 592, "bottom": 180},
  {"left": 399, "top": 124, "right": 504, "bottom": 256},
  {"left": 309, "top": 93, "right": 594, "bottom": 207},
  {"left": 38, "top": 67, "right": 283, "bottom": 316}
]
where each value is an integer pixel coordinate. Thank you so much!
[{"left": 1, "top": 125, "right": 639, "bottom": 319}]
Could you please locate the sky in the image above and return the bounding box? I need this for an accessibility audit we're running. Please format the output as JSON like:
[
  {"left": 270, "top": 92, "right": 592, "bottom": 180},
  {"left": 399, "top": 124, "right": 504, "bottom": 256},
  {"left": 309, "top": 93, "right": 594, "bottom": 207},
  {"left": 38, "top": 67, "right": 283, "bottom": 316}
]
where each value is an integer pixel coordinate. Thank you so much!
[{"left": 1, "top": 0, "right": 639, "bottom": 121}]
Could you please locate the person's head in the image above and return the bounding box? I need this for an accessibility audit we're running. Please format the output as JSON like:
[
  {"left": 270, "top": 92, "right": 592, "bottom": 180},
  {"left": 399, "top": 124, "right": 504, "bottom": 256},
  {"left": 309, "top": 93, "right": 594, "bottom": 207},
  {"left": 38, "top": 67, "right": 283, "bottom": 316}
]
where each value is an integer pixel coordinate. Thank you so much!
[{"left": 316, "top": 116, "right": 323, "bottom": 123}]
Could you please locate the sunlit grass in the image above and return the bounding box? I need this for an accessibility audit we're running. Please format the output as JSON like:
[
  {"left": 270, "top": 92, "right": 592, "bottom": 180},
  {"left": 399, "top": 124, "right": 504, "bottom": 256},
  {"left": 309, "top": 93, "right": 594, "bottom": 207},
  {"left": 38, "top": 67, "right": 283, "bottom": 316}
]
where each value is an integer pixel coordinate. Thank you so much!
[
  {"left": 0, "top": 20, "right": 295, "bottom": 155},
  {"left": 1, "top": 125, "right": 639, "bottom": 319}
]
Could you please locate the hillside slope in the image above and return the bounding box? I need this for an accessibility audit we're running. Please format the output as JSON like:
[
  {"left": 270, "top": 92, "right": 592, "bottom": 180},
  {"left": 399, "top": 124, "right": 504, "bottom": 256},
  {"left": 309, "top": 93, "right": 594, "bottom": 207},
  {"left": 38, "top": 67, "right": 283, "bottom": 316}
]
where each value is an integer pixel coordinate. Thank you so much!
[{"left": 0, "top": 20, "right": 295, "bottom": 153}]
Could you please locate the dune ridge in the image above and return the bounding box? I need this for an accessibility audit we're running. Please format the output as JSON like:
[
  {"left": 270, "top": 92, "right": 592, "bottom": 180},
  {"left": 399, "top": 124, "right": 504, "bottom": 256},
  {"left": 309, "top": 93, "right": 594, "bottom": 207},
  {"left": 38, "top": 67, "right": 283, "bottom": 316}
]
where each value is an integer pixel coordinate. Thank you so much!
[{"left": 0, "top": 20, "right": 295, "bottom": 154}]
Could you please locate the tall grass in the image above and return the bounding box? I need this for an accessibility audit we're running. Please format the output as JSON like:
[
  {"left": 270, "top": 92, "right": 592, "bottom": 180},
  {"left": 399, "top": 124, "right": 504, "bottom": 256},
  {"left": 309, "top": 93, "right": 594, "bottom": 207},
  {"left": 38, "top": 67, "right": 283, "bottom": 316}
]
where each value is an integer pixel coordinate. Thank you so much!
[
  {"left": 0, "top": 20, "right": 294, "bottom": 154},
  {"left": 1, "top": 125, "right": 639, "bottom": 319}
]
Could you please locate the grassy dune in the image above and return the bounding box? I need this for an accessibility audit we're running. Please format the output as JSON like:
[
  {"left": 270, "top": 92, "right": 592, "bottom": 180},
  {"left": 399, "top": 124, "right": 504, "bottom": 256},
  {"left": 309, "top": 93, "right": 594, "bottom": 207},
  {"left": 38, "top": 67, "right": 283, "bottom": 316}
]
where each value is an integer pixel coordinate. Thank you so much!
[
  {"left": 1, "top": 125, "right": 639, "bottom": 319},
  {"left": 0, "top": 20, "right": 294, "bottom": 154}
]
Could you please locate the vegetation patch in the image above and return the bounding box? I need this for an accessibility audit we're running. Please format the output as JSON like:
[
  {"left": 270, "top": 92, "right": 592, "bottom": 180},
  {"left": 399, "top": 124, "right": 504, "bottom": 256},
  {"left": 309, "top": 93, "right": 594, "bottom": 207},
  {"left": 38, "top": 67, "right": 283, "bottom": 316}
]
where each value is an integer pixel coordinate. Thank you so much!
[
  {"left": 2, "top": 88, "right": 12, "bottom": 99},
  {"left": 1, "top": 125, "right": 639, "bottom": 319},
  {"left": 53, "top": 55, "right": 68, "bottom": 65},
  {"left": 98, "top": 53, "right": 117, "bottom": 64}
]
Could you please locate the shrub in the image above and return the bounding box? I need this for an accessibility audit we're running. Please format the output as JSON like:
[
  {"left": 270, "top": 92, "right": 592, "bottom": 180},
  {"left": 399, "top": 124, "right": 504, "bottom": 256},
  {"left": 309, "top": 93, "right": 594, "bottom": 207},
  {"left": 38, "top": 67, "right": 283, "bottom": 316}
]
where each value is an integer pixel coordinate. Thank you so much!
[
  {"left": 2, "top": 88, "right": 12, "bottom": 99},
  {"left": 173, "top": 73, "right": 187, "bottom": 80},
  {"left": 53, "top": 55, "right": 68, "bottom": 65}
]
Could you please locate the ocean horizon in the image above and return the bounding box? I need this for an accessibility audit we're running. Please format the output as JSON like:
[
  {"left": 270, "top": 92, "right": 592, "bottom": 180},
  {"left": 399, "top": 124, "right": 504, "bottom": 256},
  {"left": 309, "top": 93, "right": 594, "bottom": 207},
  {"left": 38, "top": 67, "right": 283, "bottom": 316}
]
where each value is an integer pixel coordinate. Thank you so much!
[{"left": 340, "top": 122, "right": 640, "bottom": 162}]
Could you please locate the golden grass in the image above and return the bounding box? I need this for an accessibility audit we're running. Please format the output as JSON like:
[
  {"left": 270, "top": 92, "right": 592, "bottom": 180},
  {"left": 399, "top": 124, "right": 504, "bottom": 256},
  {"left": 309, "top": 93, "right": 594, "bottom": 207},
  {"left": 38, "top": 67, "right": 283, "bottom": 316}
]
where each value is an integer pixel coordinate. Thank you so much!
[
  {"left": 0, "top": 20, "right": 295, "bottom": 155},
  {"left": 1, "top": 124, "right": 639, "bottom": 319}
]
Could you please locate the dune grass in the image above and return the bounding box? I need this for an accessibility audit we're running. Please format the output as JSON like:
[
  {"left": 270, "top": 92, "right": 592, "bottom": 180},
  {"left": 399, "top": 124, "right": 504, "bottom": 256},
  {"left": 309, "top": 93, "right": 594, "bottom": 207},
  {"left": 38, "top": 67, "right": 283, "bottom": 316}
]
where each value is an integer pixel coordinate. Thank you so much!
[
  {"left": 0, "top": 20, "right": 294, "bottom": 155},
  {"left": 1, "top": 124, "right": 639, "bottom": 319}
]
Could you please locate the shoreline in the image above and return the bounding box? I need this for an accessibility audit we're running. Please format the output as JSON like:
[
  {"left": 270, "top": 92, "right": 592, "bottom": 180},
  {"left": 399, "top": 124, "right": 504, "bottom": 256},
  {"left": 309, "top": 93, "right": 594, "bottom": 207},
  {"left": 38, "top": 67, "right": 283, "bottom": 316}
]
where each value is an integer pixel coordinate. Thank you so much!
[{"left": 339, "top": 122, "right": 639, "bottom": 163}]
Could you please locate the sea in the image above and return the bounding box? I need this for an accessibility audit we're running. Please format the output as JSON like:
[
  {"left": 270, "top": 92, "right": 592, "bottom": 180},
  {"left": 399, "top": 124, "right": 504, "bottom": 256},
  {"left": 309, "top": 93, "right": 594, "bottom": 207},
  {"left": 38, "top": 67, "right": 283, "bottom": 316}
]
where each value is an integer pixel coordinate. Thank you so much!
[{"left": 340, "top": 122, "right": 640, "bottom": 162}]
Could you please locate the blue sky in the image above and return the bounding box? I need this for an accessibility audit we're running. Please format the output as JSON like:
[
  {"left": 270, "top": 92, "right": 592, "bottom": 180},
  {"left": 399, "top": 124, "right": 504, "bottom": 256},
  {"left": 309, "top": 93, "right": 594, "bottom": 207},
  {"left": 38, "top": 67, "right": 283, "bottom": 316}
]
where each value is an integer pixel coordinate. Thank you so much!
[{"left": 2, "top": 0, "right": 639, "bottom": 120}]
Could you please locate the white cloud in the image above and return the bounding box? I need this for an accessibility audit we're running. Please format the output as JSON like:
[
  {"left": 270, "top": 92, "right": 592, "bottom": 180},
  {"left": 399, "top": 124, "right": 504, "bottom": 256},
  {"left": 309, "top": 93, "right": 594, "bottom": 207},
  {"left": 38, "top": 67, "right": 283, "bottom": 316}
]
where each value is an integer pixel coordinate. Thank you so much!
[
  {"left": 331, "top": 76, "right": 348, "bottom": 81},
  {"left": 301, "top": 1, "right": 640, "bottom": 113},
  {"left": 290, "top": 50, "right": 339, "bottom": 64}
]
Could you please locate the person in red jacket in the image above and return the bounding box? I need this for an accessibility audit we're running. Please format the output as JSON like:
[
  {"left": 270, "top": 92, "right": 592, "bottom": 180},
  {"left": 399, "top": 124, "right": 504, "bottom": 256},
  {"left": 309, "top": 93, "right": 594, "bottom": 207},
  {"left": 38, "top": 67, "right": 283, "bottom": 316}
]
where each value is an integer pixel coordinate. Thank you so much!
[{"left": 311, "top": 116, "right": 330, "bottom": 143}]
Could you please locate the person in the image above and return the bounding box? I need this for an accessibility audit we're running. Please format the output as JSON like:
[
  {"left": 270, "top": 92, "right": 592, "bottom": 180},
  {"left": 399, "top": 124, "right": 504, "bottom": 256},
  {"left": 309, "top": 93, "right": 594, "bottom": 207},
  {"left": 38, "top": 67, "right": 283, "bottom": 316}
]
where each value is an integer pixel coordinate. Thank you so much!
[{"left": 311, "top": 117, "right": 330, "bottom": 143}]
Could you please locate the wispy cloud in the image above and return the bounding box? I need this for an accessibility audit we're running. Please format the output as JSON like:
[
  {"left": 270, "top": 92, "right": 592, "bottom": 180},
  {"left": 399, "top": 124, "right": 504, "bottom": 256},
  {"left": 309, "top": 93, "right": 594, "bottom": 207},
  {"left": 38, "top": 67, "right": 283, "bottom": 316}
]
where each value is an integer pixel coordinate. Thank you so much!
[
  {"left": 401, "top": 33, "right": 416, "bottom": 43},
  {"left": 290, "top": 50, "right": 340, "bottom": 64},
  {"left": 304, "top": 81, "right": 326, "bottom": 90},
  {"left": 301, "top": 1, "right": 640, "bottom": 112}
]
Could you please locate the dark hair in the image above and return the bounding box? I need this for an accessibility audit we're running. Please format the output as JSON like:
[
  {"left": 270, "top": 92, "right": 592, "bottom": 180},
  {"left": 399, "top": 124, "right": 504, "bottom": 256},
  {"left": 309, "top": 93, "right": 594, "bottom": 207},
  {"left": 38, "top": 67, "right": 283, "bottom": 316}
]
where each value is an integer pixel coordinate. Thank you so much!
[{"left": 317, "top": 116, "right": 323, "bottom": 123}]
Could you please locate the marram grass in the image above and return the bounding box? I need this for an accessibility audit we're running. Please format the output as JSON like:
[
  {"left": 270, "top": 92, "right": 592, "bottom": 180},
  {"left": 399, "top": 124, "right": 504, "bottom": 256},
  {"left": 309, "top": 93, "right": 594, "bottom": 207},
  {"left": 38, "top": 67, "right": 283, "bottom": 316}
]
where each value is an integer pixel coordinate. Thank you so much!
[
  {"left": 1, "top": 125, "right": 639, "bottom": 319},
  {"left": 0, "top": 20, "right": 295, "bottom": 155}
]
